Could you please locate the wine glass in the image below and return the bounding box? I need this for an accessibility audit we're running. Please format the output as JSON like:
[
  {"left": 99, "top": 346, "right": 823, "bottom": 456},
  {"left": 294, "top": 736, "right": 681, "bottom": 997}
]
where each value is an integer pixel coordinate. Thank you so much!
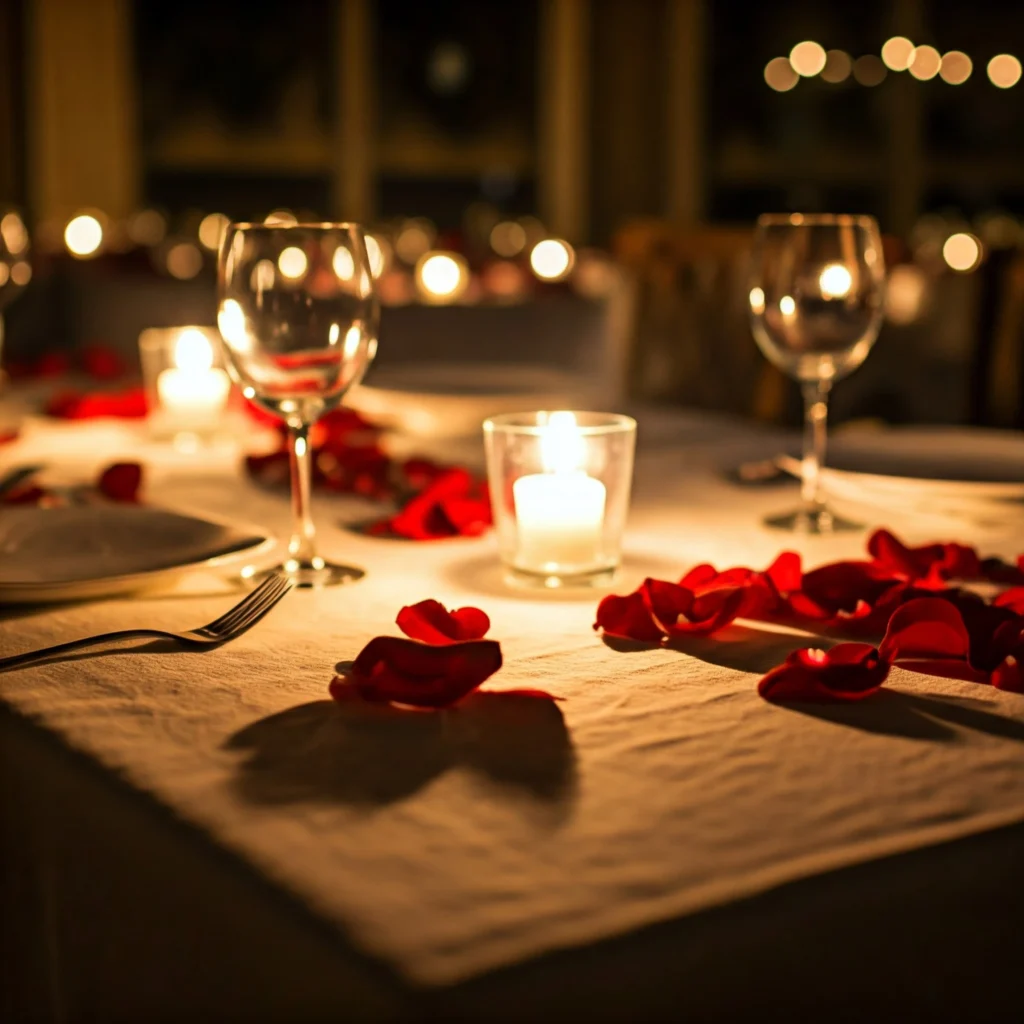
[
  {"left": 748, "top": 213, "right": 885, "bottom": 533},
  {"left": 217, "top": 223, "right": 379, "bottom": 587}
]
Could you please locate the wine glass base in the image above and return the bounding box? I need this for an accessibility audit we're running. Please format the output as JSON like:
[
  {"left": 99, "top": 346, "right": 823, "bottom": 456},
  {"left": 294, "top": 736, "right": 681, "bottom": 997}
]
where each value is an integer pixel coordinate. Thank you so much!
[
  {"left": 764, "top": 506, "right": 863, "bottom": 534},
  {"left": 257, "top": 559, "right": 366, "bottom": 589}
]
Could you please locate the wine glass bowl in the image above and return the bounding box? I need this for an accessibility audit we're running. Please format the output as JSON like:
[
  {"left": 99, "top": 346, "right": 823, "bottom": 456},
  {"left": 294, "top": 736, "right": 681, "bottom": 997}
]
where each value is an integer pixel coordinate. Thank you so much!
[
  {"left": 748, "top": 214, "right": 886, "bottom": 533},
  {"left": 218, "top": 223, "right": 379, "bottom": 587}
]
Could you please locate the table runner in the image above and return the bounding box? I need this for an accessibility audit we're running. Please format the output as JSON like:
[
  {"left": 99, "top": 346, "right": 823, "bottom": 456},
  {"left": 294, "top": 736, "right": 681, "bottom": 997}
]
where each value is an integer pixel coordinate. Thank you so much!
[{"left": 2, "top": 411, "right": 1023, "bottom": 986}]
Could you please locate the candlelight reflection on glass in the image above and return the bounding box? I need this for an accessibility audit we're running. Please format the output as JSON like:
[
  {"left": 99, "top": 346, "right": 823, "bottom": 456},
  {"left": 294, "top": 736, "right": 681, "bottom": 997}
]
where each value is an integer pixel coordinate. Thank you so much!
[
  {"left": 139, "top": 326, "right": 231, "bottom": 445},
  {"left": 484, "top": 411, "right": 636, "bottom": 588}
]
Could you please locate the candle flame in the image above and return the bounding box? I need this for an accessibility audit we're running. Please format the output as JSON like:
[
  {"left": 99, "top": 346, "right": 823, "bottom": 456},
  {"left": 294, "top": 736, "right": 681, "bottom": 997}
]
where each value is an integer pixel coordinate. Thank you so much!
[
  {"left": 174, "top": 328, "right": 214, "bottom": 372},
  {"left": 541, "top": 411, "right": 585, "bottom": 474}
]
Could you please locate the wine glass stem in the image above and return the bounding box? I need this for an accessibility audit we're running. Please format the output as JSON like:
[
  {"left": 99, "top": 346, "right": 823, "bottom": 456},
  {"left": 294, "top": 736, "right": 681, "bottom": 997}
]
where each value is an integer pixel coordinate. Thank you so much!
[
  {"left": 800, "top": 380, "right": 831, "bottom": 513},
  {"left": 287, "top": 424, "right": 318, "bottom": 567}
]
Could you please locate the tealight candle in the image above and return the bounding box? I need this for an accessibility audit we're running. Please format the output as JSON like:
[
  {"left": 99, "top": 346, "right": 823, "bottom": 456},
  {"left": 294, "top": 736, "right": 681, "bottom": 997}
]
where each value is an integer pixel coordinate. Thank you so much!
[
  {"left": 484, "top": 410, "right": 636, "bottom": 588},
  {"left": 512, "top": 412, "right": 606, "bottom": 571},
  {"left": 153, "top": 328, "right": 230, "bottom": 435}
]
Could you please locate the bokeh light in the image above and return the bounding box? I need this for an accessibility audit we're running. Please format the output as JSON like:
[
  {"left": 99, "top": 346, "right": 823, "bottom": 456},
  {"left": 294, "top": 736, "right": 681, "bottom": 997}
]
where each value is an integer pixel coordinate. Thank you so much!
[
  {"left": 278, "top": 246, "right": 309, "bottom": 280},
  {"left": 853, "top": 55, "right": 887, "bottom": 86},
  {"left": 332, "top": 246, "right": 355, "bottom": 281},
  {"left": 174, "top": 328, "right": 214, "bottom": 372},
  {"left": 198, "top": 212, "right": 229, "bottom": 252},
  {"left": 939, "top": 51, "right": 973, "bottom": 85},
  {"left": 529, "top": 239, "right": 575, "bottom": 281},
  {"left": 365, "top": 234, "right": 389, "bottom": 278},
  {"left": 988, "top": 54, "right": 1022, "bottom": 88},
  {"left": 490, "top": 220, "right": 528, "bottom": 256},
  {"left": 749, "top": 287, "right": 765, "bottom": 314},
  {"left": 10, "top": 261, "right": 31, "bottom": 286},
  {"left": 881, "top": 36, "right": 915, "bottom": 71},
  {"left": 909, "top": 45, "right": 941, "bottom": 81},
  {"left": 264, "top": 210, "right": 298, "bottom": 227},
  {"left": 764, "top": 56, "right": 799, "bottom": 92},
  {"left": 789, "top": 41, "right": 826, "bottom": 77},
  {"left": 1, "top": 212, "right": 28, "bottom": 254},
  {"left": 166, "top": 242, "right": 203, "bottom": 279},
  {"left": 64, "top": 214, "right": 103, "bottom": 258},
  {"left": 395, "top": 219, "right": 435, "bottom": 264},
  {"left": 416, "top": 251, "right": 468, "bottom": 302},
  {"left": 779, "top": 295, "right": 796, "bottom": 317},
  {"left": 819, "top": 264, "right": 853, "bottom": 299},
  {"left": 127, "top": 209, "right": 166, "bottom": 247},
  {"left": 820, "top": 50, "right": 852, "bottom": 83},
  {"left": 885, "top": 265, "right": 929, "bottom": 325},
  {"left": 942, "top": 233, "right": 982, "bottom": 272}
]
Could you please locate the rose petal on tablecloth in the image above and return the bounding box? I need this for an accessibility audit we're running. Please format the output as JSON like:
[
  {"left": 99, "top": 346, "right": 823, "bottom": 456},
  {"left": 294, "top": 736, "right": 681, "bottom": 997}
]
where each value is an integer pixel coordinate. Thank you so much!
[
  {"left": 396, "top": 599, "right": 491, "bottom": 645},
  {"left": 97, "top": 462, "right": 143, "bottom": 503},
  {"left": 331, "top": 636, "right": 504, "bottom": 708},
  {"left": 878, "top": 597, "right": 972, "bottom": 663},
  {"left": 593, "top": 589, "right": 664, "bottom": 642},
  {"left": 758, "top": 643, "right": 890, "bottom": 703}
]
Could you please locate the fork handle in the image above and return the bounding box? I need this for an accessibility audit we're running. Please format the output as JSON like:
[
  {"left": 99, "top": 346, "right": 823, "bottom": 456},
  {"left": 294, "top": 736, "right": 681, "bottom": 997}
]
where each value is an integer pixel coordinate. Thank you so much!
[{"left": 0, "top": 629, "right": 171, "bottom": 672}]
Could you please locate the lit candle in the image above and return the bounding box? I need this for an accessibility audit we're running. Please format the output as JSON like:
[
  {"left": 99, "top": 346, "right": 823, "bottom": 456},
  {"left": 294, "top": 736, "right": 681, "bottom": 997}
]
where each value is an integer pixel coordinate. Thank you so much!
[
  {"left": 156, "top": 328, "right": 230, "bottom": 432},
  {"left": 512, "top": 411, "right": 607, "bottom": 572}
]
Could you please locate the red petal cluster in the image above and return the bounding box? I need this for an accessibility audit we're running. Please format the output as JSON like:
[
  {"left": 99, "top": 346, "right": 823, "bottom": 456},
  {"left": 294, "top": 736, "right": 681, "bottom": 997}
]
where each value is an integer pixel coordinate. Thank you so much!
[
  {"left": 7, "top": 344, "right": 127, "bottom": 382},
  {"left": 46, "top": 387, "right": 148, "bottom": 420},
  {"left": 330, "top": 598, "right": 513, "bottom": 708},
  {"left": 595, "top": 530, "right": 1024, "bottom": 702},
  {"left": 243, "top": 407, "right": 492, "bottom": 538}
]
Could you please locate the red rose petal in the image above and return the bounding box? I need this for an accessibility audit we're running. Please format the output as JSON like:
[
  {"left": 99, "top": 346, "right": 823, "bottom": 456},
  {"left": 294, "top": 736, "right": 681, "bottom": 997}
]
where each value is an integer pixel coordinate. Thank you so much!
[
  {"left": 594, "top": 590, "right": 664, "bottom": 642},
  {"left": 396, "top": 599, "right": 491, "bottom": 644},
  {"left": 878, "top": 597, "right": 971, "bottom": 663},
  {"left": 80, "top": 343, "right": 126, "bottom": 380},
  {"left": 992, "top": 656, "right": 1024, "bottom": 693},
  {"left": 758, "top": 643, "right": 890, "bottom": 702},
  {"left": 993, "top": 587, "right": 1024, "bottom": 614},
  {"left": 97, "top": 462, "right": 142, "bottom": 503},
  {"left": 336, "top": 635, "right": 503, "bottom": 708},
  {"left": 765, "top": 550, "right": 803, "bottom": 594}
]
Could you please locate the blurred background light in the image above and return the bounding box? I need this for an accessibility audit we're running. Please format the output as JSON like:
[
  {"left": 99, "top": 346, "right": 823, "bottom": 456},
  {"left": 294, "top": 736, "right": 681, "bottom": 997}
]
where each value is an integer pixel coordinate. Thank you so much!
[
  {"left": 64, "top": 214, "right": 103, "bottom": 258},
  {"left": 264, "top": 209, "right": 298, "bottom": 227},
  {"left": 789, "top": 41, "right": 827, "bottom": 77},
  {"left": 395, "top": 219, "right": 435, "bottom": 265},
  {"left": 942, "top": 232, "right": 982, "bottom": 272},
  {"left": 881, "top": 36, "right": 915, "bottom": 71},
  {"left": 10, "top": 261, "right": 31, "bottom": 286},
  {"left": 127, "top": 209, "right": 166, "bottom": 247},
  {"left": 198, "top": 212, "right": 229, "bottom": 252},
  {"left": 885, "top": 265, "right": 929, "bottom": 324},
  {"left": 939, "top": 51, "right": 973, "bottom": 85},
  {"left": 416, "top": 251, "right": 468, "bottom": 302},
  {"left": 819, "top": 263, "right": 853, "bottom": 299},
  {"left": 490, "top": 220, "right": 528, "bottom": 256},
  {"left": 365, "top": 234, "right": 389, "bottom": 278},
  {"left": 987, "top": 53, "right": 1022, "bottom": 88},
  {"left": 529, "top": 239, "right": 575, "bottom": 281},
  {"left": 165, "top": 241, "right": 202, "bottom": 279},
  {"left": 853, "top": 55, "right": 887, "bottom": 86},
  {"left": 0, "top": 213, "right": 28, "bottom": 254},
  {"left": 764, "top": 57, "right": 799, "bottom": 92},
  {"left": 820, "top": 50, "right": 852, "bottom": 83},
  {"left": 908, "top": 45, "right": 941, "bottom": 81},
  {"left": 277, "top": 246, "right": 309, "bottom": 280}
]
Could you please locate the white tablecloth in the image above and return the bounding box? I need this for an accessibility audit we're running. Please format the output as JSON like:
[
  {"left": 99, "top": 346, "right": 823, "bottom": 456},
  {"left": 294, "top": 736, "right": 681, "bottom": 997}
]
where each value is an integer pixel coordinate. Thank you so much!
[{"left": 2, "top": 409, "right": 1024, "bottom": 992}]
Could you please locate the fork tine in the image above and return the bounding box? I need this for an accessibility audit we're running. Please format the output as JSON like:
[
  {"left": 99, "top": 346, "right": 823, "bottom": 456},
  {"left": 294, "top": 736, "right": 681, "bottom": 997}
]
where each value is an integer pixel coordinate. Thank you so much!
[
  {"left": 210, "top": 576, "right": 288, "bottom": 636},
  {"left": 205, "top": 575, "right": 281, "bottom": 633},
  {"left": 215, "top": 576, "right": 292, "bottom": 640}
]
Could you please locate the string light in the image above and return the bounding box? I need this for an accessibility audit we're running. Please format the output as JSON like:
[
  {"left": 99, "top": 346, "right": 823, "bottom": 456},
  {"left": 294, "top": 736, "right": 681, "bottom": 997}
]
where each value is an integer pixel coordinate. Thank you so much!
[
  {"left": 529, "top": 239, "right": 575, "bottom": 282},
  {"left": 64, "top": 214, "right": 103, "bottom": 258},
  {"left": 881, "top": 36, "right": 915, "bottom": 71},
  {"left": 764, "top": 56, "right": 798, "bottom": 92},
  {"left": 988, "top": 54, "right": 1022, "bottom": 88},
  {"left": 853, "top": 55, "right": 887, "bottom": 86},
  {"left": 909, "top": 45, "right": 941, "bottom": 81},
  {"left": 942, "top": 233, "right": 982, "bottom": 272},
  {"left": 939, "top": 51, "right": 972, "bottom": 85},
  {"left": 821, "top": 50, "right": 852, "bottom": 83},
  {"left": 789, "top": 41, "right": 826, "bottom": 77}
]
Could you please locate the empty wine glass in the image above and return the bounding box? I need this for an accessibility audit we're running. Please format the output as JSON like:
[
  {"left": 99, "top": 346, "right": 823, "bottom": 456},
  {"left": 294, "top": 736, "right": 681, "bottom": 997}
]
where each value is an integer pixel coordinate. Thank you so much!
[
  {"left": 748, "top": 213, "right": 886, "bottom": 533},
  {"left": 217, "top": 223, "right": 379, "bottom": 586}
]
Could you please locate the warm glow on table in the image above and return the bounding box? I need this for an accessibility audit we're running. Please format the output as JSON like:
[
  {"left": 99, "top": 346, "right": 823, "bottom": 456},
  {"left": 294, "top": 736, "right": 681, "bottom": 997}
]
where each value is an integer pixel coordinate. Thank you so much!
[{"left": 156, "top": 328, "right": 230, "bottom": 432}]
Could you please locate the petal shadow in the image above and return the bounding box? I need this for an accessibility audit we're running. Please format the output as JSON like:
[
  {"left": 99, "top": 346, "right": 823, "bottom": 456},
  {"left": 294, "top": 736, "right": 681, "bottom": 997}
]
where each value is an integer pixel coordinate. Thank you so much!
[{"left": 225, "top": 693, "right": 577, "bottom": 815}]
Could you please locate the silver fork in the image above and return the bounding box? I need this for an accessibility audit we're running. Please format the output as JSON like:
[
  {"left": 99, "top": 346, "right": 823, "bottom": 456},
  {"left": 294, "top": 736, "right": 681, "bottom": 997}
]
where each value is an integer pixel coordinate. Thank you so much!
[{"left": 0, "top": 574, "right": 292, "bottom": 672}]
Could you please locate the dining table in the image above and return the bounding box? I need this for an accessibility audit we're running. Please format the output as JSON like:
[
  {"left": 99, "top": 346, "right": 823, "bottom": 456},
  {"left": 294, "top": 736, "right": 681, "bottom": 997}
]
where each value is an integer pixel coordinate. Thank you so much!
[{"left": 1, "top": 397, "right": 1022, "bottom": 1022}]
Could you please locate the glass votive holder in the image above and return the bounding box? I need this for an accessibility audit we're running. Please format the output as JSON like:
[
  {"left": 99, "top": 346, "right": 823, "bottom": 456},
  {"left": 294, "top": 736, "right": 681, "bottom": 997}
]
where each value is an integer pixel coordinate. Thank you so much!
[
  {"left": 139, "top": 326, "right": 232, "bottom": 446},
  {"left": 483, "top": 410, "right": 637, "bottom": 588}
]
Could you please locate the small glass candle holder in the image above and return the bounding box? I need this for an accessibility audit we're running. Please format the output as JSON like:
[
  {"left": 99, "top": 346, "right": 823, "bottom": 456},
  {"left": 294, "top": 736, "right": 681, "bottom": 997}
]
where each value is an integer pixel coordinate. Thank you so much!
[
  {"left": 139, "top": 326, "right": 232, "bottom": 446},
  {"left": 483, "top": 410, "right": 637, "bottom": 588}
]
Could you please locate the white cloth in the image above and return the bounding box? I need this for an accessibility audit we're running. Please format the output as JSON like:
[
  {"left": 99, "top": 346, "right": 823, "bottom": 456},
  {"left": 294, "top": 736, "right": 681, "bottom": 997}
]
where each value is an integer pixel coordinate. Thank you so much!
[{"left": 1, "top": 410, "right": 1023, "bottom": 986}]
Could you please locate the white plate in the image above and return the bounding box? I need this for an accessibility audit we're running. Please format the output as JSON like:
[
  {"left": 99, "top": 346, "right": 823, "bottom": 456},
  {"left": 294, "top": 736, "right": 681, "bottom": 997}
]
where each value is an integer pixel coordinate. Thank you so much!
[
  {"left": 348, "top": 363, "right": 592, "bottom": 439},
  {"left": 0, "top": 505, "right": 273, "bottom": 603},
  {"left": 819, "top": 427, "right": 1024, "bottom": 525}
]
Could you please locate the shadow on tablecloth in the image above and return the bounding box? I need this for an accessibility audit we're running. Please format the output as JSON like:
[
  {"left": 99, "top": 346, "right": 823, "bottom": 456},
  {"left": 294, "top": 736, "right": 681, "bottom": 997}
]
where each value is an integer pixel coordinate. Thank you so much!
[{"left": 225, "top": 693, "right": 577, "bottom": 823}]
